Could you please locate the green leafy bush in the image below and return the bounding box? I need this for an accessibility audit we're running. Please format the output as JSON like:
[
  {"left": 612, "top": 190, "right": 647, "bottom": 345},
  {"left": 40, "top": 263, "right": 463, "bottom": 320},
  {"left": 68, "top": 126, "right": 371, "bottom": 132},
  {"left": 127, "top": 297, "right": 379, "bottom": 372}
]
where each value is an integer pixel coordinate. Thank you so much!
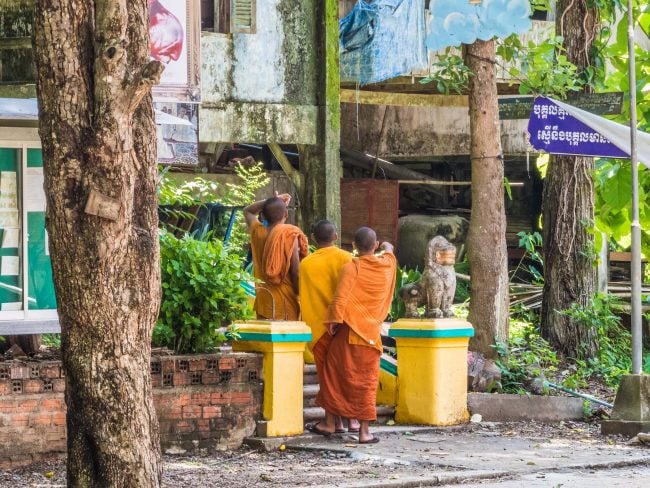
[
  {"left": 495, "top": 319, "right": 559, "bottom": 394},
  {"left": 559, "top": 293, "right": 632, "bottom": 388},
  {"left": 154, "top": 229, "right": 253, "bottom": 354}
]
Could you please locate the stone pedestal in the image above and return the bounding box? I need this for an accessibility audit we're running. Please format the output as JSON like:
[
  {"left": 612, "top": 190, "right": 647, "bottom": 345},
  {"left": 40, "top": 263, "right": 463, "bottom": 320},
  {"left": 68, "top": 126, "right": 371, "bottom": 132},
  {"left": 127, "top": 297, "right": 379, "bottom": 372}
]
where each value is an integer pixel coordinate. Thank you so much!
[
  {"left": 389, "top": 318, "right": 473, "bottom": 426},
  {"left": 601, "top": 374, "right": 650, "bottom": 436},
  {"left": 232, "top": 320, "right": 311, "bottom": 437}
]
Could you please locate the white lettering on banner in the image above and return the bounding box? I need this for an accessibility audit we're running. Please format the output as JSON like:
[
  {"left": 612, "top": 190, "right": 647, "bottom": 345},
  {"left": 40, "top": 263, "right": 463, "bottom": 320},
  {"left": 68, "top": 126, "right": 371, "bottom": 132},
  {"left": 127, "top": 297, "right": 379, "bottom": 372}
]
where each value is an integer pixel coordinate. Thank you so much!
[
  {"left": 533, "top": 104, "right": 568, "bottom": 120},
  {"left": 537, "top": 125, "right": 614, "bottom": 147}
]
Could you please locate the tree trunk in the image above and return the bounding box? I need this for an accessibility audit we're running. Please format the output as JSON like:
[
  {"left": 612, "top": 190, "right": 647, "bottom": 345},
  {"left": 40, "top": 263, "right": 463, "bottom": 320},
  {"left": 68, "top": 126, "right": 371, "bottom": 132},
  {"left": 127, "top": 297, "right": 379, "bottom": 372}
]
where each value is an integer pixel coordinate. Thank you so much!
[
  {"left": 33, "top": 1, "right": 164, "bottom": 486},
  {"left": 540, "top": 0, "right": 598, "bottom": 359},
  {"left": 464, "top": 40, "right": 509, "bottom": 358}
]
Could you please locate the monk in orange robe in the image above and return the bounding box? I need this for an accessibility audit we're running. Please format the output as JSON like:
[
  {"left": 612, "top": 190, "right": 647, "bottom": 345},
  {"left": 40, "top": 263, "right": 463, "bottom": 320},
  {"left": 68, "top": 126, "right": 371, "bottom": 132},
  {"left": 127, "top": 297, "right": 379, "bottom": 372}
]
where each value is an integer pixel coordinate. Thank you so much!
[
  {"left": 244, "top": 193, "right": 308, "bottom": 320},
  {"left": 311, "top": 227, "right": 396, "bottom": 444},
  {"left": 300, "top": 220, "right": 358, "bottom": 433}
]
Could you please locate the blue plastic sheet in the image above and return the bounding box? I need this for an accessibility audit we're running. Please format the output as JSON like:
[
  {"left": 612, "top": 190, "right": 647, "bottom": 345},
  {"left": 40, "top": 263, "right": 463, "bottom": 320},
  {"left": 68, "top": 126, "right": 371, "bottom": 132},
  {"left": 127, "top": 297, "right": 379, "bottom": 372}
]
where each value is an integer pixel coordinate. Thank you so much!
[{"left": 340, "top": 0, "right": 426, "bottom": 85}]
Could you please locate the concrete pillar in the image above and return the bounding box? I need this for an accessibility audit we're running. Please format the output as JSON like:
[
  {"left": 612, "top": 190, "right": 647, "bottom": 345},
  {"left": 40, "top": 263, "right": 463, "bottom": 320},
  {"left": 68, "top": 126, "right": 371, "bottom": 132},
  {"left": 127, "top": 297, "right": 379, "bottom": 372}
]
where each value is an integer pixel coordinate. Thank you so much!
[
  {"left": 232, "top": 320, "right": 311, "bottom": 437},
  {"left": 389, "top": 318, "right": 474, "bottom": 425},
  {"left": 299, "top": 0, "right": 341, "bottom": 231}
]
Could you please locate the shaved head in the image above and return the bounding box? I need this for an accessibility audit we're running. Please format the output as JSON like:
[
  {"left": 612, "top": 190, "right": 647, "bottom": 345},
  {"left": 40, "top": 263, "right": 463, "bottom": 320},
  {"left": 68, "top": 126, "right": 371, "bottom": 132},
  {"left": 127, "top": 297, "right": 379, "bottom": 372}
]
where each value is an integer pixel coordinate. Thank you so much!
[
  {"left": 312, "top": 220, "right": 337, "bottom": 246},
  {"left": 261, "top": 197, "right": 287, "bottom": 224},
  {"left": 354, "top": 227, "right": 377, "bottom": 254}
]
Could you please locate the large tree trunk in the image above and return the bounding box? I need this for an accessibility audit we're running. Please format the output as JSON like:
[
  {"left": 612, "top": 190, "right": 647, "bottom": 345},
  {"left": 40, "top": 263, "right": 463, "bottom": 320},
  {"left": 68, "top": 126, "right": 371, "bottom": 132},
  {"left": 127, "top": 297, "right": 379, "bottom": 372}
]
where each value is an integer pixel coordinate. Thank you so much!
[
  {"left": 540, "top": 0, "right": 598, "bottom": 359},
  {"left": 33, "top": 1, "right": 164, "bottom": 485},
  {"left": 464, "top": 40, "right": 509, "bottom": 358}
]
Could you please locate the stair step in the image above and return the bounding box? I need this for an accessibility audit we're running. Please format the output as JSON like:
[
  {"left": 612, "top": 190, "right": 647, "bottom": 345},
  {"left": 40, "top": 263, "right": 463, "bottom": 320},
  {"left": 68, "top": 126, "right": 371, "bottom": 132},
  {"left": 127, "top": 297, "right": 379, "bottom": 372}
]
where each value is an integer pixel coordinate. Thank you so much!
[
  {"left": 303, "top": 405, "right": 395, "bottom": 423},
  {"left": 303, "top": 364, "right": 317, "bottom": 375},
  {"left": 303, "top": 383, "right": 319, "bottom": 397}
]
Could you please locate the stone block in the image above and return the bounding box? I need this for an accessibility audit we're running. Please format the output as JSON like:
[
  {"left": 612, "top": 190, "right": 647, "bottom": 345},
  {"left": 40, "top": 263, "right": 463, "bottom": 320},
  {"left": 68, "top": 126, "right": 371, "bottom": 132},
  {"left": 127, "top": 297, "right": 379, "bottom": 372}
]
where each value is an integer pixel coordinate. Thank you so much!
[
  {"left": 601, "top": 374, "right": 650, "bottom": 437},
  {"left": 468, "top": 393, "right": 584, "bottom": 422}
]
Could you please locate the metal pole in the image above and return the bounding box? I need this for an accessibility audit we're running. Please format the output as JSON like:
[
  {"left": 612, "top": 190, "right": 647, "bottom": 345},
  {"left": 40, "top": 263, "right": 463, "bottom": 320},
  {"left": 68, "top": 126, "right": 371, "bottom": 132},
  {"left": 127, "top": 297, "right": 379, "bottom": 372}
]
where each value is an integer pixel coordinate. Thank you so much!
[{"left": 627, "top": 0, "right": 642, "bottom": 375}]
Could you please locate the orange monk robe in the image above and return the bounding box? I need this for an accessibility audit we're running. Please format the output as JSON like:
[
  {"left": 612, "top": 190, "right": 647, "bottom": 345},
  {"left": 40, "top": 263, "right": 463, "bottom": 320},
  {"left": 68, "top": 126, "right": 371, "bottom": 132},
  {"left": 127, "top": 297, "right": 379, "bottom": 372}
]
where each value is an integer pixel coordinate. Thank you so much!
[
  {"left": 299, "top": 247, "right": 353, "bottom": 363},
  {"left": 314, "top": 252, "right": 396, "bottom": 421},
  {"left": 252, "top": 223, "right": 308, "bottom": 320}
]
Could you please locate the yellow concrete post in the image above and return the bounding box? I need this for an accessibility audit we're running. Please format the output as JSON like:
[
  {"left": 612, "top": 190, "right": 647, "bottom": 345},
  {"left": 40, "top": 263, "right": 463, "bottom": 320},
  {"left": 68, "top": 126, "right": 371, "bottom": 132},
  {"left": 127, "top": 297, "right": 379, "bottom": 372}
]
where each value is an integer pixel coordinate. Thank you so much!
[
  {"left": 232, "top": 320, "right": 311, "bottom": 437},
  {"left": 389, "top": 318, "right": 474, "bottom": 425}
]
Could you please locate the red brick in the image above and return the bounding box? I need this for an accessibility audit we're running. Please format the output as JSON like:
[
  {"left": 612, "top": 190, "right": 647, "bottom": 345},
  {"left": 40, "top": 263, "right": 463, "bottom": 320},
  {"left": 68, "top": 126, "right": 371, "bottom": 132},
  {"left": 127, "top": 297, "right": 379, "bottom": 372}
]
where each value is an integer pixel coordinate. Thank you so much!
[
  {"left": 177, "top": 394, "right": 191, "bottom": 406},
  {"left": 52, "top": 379, "right": 65, "bottom": 392},
  {"left": 151, "top": 376, "right": 162, "bottom": 388},
  {"left": 158, "top": 421, "right": 172, "bottom": 434},
  {"left": 182, "top": 406, "right": 202, "bottom": 419},
  {"left": 210, "top": 392, "right": 231, "bottom": 404},
  {"left": 174, "top": 421, "right": 195, "bottom": 433},
  {"left": 231, "top": 392, "right": 252, "bottom": 404},
  {"left": 41, "top": 398, "right": 63, "bottom": 410},
  {"left": 173, "top": 373, "right": 190, "bottom": 387},
  {"left": 39, "top": 365, "right": 61, "bottom": 379},
  {"left": 0, "top": 381, "right": 10, "bottom": 395},
  {"left": 31, "top": 414, "right": 52, "bottom": 426},
  {"left": 22, "top": 380, "right": 43, "bottom": 394},
  {"left": 201, "top": 372, "right": 218, "bottom": 385},
  {"left": 205, "top": 405, "right": 223, "bottom": 417},
  {"left": 196, "top": 419, "right": 210, "bottom": 432},
  {"left": 52, "top": 412, "right": 66, "bottom": 426},
  {"left": 17, "top": 399, "right": 38, "bottom": 410},
  {"left": 218, "top": 358, "right": 236, "bottom": 371},
  {"left": 10, "top": 366, "right": 29, "bottom": 380},
  {"left": 161, "top": 360, "right": 175, "bottom": 373},
  {"left": 188, "top": 359, "right": 206, "bottom": 372}
]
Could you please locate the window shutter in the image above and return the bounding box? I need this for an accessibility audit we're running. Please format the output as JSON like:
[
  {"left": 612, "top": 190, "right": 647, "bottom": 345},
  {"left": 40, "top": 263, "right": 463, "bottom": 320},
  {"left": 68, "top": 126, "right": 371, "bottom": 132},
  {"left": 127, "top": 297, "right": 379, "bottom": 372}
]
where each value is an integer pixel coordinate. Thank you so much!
[{"left": 230, "top": 0, "right": 256, "bottom": 34}]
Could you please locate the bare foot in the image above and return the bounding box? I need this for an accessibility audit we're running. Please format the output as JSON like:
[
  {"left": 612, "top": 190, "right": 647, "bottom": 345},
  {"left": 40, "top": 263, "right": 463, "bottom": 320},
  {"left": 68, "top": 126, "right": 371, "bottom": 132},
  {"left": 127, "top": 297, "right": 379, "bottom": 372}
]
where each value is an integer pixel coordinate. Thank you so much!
[{"left": 347, "top": 418, "right": 360, "bottom": 432}]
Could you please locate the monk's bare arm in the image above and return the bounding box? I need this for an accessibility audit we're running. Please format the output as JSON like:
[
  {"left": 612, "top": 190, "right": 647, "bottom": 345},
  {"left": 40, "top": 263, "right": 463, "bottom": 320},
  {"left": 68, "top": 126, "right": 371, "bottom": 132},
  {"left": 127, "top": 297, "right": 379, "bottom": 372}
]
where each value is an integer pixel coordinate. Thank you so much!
[
  {"left": 289, "top": 238, "right": 300, "bottom": 294},
  {"left": 243, "top": 200, "right": 266, "bottom": 228}
]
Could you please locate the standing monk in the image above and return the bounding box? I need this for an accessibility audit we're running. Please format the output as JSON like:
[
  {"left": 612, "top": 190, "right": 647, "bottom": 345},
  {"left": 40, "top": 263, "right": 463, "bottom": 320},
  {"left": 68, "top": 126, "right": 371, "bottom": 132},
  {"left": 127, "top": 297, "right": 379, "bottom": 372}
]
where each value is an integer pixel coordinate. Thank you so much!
[
  {"left": 311, "top": 227, "right": 396, "bottom": 444},
  {"left": 300, "top": 220, "right": 359, "bottom": 433},
  {"left": 244, "top": 193, "right": 308, "bottom": 320},
  {"left": 299, "top": 220, "right": 352, "bottom": 363}
]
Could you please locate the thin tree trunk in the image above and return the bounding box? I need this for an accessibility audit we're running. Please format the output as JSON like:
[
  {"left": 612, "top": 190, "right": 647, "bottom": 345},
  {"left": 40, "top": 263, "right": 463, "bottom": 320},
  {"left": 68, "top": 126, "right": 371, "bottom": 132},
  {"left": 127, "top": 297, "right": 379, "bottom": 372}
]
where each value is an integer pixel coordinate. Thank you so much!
[
  {"left": 33, "top": 1, "right": 164, "bottom": 486},
  {"left": 541, "top": 0, "right": 598, "bottom": 359},
  {"left": 464, "top": 40, "right": 509, "bottom": 358}
]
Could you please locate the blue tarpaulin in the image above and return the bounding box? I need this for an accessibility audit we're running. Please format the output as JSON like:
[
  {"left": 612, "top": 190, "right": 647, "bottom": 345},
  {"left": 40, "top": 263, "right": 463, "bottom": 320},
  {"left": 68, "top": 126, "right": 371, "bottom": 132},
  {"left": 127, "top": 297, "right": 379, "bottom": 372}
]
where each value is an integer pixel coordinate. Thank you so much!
[{"left": 340, "top": 0, "right": 426, "bottom": 85}]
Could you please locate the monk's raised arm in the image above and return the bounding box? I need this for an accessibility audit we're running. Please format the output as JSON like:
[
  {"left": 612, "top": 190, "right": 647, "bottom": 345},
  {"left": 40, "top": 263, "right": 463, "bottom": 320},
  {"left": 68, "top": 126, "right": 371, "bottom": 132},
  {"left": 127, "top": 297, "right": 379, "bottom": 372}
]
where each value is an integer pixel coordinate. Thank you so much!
[
  {"left": 243, "top": 199, "right": 266, "bottom": 228},
  {"left": 289, "top": 238, "right": 300, "bottom": 294}
]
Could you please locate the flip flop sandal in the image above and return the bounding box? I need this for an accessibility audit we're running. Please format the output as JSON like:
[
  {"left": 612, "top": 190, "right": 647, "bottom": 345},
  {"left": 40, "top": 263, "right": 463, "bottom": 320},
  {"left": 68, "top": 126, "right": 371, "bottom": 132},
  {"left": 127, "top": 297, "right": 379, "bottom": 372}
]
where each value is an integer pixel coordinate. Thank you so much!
[
  {"left": 358, "top": 437, "right": 380, "bottom": 444},
  {"left": 347, "top": 427, "right": 360, "bottom": 433},
  {"left": 335, "top": 429, "right": 347, "bottom": 434},
  {"left": 307, "top": 423, "right": 332, "bottom": 437}
]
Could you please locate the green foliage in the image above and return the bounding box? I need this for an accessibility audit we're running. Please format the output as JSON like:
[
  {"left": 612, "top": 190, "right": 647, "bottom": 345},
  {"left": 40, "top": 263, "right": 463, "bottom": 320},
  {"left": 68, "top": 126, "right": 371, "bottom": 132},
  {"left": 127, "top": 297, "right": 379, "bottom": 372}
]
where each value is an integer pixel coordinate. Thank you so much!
[
  {"left": 497, "top": 35, "right": 586, "bottom": 98},
  {"left": 154, "top": 229, "right": 253, "bottom": 354},
  {"left": 454, "top": 260, "right": 470, "bottom": 303},
  {"left": 511, "top": 231, "right": 544, "bottom": 284},
  {"left": 495, "top": 318, "right": 559, "bottom": 394},
  {"left": 157, "top": 163, "right": 270, "bottom": 256},
  {"left": 419, "top": 49, "right": 473, "bottom": 94},
  {"left": 41, "top": 334, "right": 61, "bottom": 348},
  {"left": 389, "top": 266, "right": 421, "bottom": 321},
  {"left": 559, "top": 293, "right": 632, "bottom": 388}
]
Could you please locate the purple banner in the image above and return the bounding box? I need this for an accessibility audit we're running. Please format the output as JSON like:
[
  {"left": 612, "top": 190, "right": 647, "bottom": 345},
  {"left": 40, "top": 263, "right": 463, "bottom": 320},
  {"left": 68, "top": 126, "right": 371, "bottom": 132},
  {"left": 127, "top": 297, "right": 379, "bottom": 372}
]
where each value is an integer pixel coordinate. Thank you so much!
[{"left": 527, "top": 97, "right": 628, "bottom": 158}]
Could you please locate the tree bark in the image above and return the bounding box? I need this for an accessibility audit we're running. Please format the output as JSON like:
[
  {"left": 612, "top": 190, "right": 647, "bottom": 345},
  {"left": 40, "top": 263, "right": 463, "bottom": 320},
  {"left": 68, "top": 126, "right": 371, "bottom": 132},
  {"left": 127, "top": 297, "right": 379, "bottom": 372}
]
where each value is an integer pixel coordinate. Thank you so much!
[
  {"left": 464, "top": 40, "right": 509, "bottom": 359},
  {"left": 33, "top": 1, "right": 163, "bottom": 486},
  {"left": 540, "top": 0, "right": 598, "bottom": 359}
]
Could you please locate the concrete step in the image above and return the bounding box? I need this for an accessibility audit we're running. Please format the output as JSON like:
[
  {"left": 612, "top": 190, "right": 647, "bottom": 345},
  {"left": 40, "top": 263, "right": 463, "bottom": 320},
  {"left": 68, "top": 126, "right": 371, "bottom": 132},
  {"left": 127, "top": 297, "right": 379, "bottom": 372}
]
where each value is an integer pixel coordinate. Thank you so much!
[
  {"left": 303, "top": 364, "right": 319, "bottom": 385},
  {"left": 303, "top": 383, "right": 320, "bottom": 407},
  {"left": 303, "top": 405, "right": 395, "bottom": 424}
]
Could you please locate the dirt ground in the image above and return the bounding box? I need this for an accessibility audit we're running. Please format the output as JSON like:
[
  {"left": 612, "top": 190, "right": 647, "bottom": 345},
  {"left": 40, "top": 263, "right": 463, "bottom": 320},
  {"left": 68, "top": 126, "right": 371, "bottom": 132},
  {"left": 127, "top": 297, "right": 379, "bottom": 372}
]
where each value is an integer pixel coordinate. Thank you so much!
[{"left": 2, "top": 420, "right": 646, "bottom": 488}]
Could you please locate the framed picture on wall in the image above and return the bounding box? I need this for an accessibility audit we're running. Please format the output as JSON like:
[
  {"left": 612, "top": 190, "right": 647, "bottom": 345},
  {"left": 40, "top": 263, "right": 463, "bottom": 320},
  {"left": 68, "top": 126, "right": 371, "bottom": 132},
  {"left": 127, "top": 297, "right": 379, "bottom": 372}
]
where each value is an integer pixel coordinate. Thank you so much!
[{"left": 150, "top": 0, "right": 201, "bottom": 102}]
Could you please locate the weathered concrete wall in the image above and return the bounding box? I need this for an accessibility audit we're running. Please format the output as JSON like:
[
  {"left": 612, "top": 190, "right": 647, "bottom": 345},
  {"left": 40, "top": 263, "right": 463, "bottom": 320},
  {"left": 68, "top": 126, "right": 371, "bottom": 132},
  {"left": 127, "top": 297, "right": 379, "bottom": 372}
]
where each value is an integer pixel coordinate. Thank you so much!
[
  {"left": 200, "top": 0, "right": 318, "bottom": 144},
  {"left": 341, "top": 102, "right": 531, "bottom": 158}
]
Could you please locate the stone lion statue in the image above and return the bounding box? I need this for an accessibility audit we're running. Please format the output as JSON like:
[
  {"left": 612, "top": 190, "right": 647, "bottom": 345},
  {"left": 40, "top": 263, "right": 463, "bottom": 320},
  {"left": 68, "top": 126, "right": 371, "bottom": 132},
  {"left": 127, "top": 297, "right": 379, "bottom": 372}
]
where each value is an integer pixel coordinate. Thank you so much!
[{"left": 399, "top": 236, "right": 457, "bottom": 318}]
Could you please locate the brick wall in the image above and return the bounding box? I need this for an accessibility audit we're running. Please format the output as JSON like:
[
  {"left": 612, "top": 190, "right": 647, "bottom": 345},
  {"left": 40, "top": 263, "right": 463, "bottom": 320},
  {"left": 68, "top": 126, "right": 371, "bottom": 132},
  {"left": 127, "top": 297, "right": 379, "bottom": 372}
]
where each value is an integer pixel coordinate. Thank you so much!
[{"left": 0, "top": 352, "right": 263, "bottom": 469}]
